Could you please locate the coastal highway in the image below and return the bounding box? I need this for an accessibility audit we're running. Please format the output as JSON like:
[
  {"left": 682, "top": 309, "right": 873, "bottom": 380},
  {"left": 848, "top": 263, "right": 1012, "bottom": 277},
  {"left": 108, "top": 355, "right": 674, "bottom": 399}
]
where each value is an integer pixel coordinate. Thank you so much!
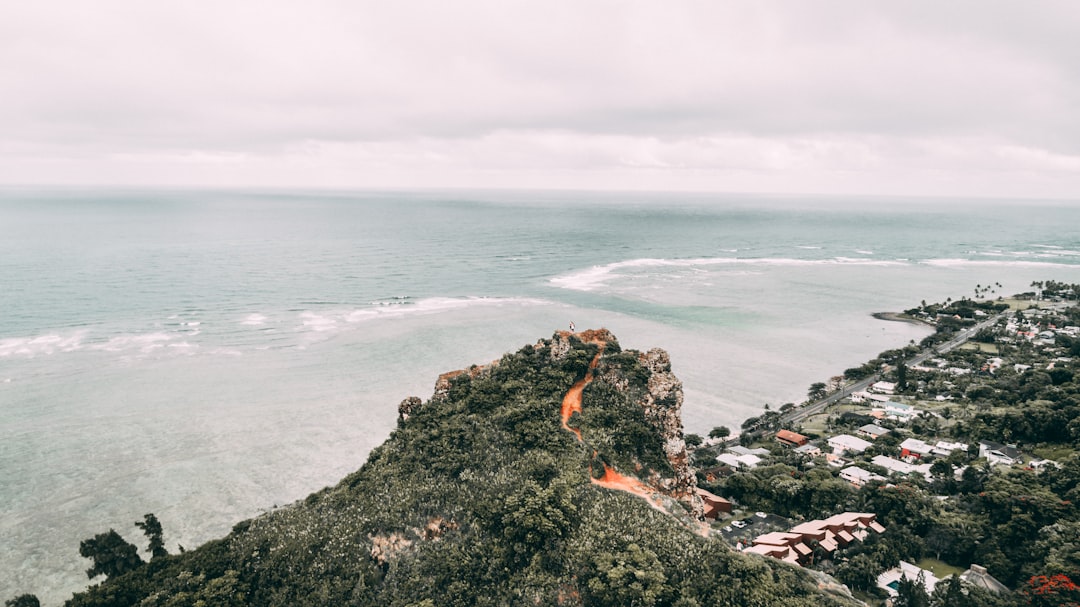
[{"left": 776, "top": 310, "right": 1010, "bottom": 427}]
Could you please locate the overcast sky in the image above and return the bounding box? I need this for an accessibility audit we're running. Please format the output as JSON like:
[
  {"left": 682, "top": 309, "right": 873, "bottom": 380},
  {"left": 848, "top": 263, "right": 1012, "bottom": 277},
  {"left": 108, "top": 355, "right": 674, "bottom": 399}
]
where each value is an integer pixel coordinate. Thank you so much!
[{"left": 2, "top": 1, "right": 1079, "bottom": 197}]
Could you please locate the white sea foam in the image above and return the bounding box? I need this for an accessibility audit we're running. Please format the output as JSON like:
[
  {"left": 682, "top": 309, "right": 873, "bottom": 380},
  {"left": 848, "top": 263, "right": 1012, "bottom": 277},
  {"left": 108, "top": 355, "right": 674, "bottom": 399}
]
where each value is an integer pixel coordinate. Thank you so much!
[
  {"left": 299, "top": 312, "right": 338, "bottom": 332},
  {"left": 241, "top": 313, "right": 268, "bottom": 326},
  {"left": 0, "top": 332, "right": 87, "bottom": 358},
  {"left": 550, "top": 257, "right": 908, "bottom": 291},
  {"left": 344, "top": 296, "right": 545, "bottom": 323},
  {"left": 92, "top": 332, "right": 174, "bottom": 353},
  {"left": 854, "top": 250, "right": 874, "bottom": 255},
  {"left": 922, "top": 258, "right": 1074, "bottom": 269}
]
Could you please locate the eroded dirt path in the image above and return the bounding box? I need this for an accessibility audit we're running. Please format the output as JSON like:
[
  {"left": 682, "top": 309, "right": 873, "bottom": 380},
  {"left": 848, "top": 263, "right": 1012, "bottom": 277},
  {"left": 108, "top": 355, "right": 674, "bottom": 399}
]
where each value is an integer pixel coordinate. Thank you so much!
[
  {"left": 559, "top": 350, "right": 600, "bottom": 441},
  {"left": 558, "top": 334, "right": 663, "bottom": 507}
]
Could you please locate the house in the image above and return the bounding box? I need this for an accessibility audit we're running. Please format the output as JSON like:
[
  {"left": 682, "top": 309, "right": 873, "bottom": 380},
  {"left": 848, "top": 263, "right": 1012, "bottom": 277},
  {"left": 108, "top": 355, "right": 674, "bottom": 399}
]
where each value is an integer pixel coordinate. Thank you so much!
[
  {"left": 695, "top": 487, "right": 732, "bottom": 519},
  {"left": 959, "top": 564, "right": 1010, "bottom": 594},
  {"left": 746, "top": 512, "right": 885, "bottom": 566},
  {"left": 1028, "top": 458, "right": 1060, "bottom": 472},
  {"left": 875, "top": 401, "right": 919, "bottom": 421},
  {"left": 775, "top": 430, "right": 809, "bottom": 448},
  {"left": 872, "top": 455, "right": 932, "bottom": 481},
  {"left": 716, "top": 452, "right": 762, "bottom": 470},
  {"left": 743, "top": 541, "right": 802, "bottom": 565},
  {"left": 858, "top": 424, "right": 891, "bottom": 440},
  {"left": 793, "top": 443, "right": 822, "bottom": 458},
  {"left": 851, "top": 390, "right": 890, "bottom": 404},
  {"left": 899, "top": 437, "right": 935, "bottom": 459},
  {"left": 870, "top": 381, "right": 896, "bottom": 394},
  {"left": 828, "top": 434, "right": 872, "bottom": 455},
  {"left": 729, "top": 446, "right": 771, "bottom": 457},
  {"left": 932, "top": 441, "right": 968, "bottom": 457},
  {"left": 979, "top": 440, "right": 1022, "bottom": 466},
  {"left": 840, "top": 466, "right": 886, "bottom": 487},
  {"left": 877, "top": 561, "right": 940, "bottom": 598}
]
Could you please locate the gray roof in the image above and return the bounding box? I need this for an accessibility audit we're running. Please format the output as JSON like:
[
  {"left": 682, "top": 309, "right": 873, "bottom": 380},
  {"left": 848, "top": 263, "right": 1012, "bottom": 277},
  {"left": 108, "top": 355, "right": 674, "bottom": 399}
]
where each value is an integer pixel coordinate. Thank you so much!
[
  {"left": 960, "top": 565, "right": 1010, "bottom": 594},
  {"left": 859, "top": 424, "right": 891, "bottom": 436},
  {"left": 980, "top": 440, "right": 1022, "bottom": 460}
]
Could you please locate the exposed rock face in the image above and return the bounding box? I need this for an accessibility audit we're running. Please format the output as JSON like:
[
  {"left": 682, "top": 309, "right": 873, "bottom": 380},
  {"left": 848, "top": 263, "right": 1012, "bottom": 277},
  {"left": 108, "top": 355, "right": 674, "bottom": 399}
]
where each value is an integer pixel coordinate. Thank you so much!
[
  {"left": 549, "top": 328, "right": 616, "bottom": 361},
  {"left": 397, "top": 396, "right": 423, "bottom": 424},
  {"left": 637, "top": 347, "right": 703, "bottom": 518},
  {"left": 430, "top": 364, "right": 494, "bottom": 403}
]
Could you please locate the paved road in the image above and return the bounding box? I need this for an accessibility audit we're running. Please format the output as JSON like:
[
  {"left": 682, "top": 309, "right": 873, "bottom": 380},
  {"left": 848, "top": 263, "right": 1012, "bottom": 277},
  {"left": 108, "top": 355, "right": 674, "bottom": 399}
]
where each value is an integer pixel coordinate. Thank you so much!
[{"left": 774, "top": 311, "right": 1010, "bottom": 427}]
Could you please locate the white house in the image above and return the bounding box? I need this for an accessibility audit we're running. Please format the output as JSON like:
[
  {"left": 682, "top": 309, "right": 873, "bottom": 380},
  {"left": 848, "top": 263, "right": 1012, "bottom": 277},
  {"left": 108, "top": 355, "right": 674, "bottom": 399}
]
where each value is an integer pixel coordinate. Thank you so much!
[
  {"left": 716, "top": 452, "right": 763, "bottom": 470},
  {"left": 840, "top": 466, "right": 886, "bottom": 487},
  {"left": 872, "top": 455, "right": 933, "bottom": 481},
  {"left": 875, "top": 401, "right": 919, "bottom": 422},
  {"left": 870, "top": 381, "right": 897, "bottom": 394},
  {"left": 852, "top": 390, "right": 891, "bottom": 404},
  {"left": 979, "top": 441, "right": 1022, "bottom": 466},
  {"left": 900, "top": 438, "right": 935, "bottom": 459},
  {"left": 828, "top": 434, "right": 873, "bottom": 455},
  {"left": 932, "top": 441, "right": 968, "bottom": 457},
  {"left": 729, "top": 446, "right": 771, "bottom": 457}
]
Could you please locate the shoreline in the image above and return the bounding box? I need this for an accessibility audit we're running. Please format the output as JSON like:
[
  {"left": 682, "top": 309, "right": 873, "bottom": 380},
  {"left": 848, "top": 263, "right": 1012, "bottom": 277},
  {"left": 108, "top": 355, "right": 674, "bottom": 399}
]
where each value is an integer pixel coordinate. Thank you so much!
[{"left": 871, "top": 311, "right": 935, "bottom": 327}]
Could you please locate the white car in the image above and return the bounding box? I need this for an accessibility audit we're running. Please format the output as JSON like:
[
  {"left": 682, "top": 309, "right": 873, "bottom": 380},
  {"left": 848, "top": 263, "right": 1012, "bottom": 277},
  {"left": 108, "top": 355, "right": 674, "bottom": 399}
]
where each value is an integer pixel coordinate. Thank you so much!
[
  {"left": 755, "top": 512, "right": 767, "bottom": 518},
  {"left": 731, "top": 520, "right": 747, "bottom": 528}
]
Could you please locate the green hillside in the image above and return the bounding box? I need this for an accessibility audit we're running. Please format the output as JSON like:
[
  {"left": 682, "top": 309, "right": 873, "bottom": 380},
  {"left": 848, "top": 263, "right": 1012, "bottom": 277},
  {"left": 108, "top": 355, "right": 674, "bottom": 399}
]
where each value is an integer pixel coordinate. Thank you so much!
[{"left": 61, "top": 331, "right": 860, "bottom": 607}]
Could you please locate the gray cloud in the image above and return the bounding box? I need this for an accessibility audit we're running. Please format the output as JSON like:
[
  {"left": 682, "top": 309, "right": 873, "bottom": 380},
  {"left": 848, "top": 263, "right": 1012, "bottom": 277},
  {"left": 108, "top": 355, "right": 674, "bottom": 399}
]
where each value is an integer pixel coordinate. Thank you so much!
[{"left": 1, "top": 1, "right": 1078, "bottom": 195}]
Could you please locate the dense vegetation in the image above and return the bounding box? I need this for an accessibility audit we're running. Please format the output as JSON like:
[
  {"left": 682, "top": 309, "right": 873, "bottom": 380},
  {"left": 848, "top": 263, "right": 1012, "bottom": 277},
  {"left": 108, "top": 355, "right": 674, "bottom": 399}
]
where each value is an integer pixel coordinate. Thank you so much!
[
  {"left": 43, "top": 332, "right": 858, "bottom": 607},
  {"left": 702, "top": 286, "right": 1080, "bottom": 606}
]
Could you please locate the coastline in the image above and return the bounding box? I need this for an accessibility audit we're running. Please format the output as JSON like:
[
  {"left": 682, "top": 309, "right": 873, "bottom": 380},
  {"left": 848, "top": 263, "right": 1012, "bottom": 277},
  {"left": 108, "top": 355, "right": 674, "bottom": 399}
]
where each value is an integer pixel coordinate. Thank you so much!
[{"left": 871, "top": 311, "right": 935, "bottom": 326}]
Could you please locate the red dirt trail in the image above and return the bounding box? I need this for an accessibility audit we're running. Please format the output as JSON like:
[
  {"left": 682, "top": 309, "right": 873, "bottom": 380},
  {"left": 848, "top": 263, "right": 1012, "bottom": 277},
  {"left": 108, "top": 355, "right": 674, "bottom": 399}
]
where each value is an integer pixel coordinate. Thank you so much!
[{"left": 558, "top": 332, "right": 662, "bottom": 506}]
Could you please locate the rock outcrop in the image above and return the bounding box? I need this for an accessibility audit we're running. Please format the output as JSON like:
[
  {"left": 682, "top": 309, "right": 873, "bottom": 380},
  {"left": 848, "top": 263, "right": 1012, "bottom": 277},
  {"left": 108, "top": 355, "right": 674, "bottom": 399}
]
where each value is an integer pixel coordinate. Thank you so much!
[
  {"left": 397, "top": 396, "right": 422, "bottom": 424},
  {"left": 636, "top": 347, "right": 703, "bottom": 517}
]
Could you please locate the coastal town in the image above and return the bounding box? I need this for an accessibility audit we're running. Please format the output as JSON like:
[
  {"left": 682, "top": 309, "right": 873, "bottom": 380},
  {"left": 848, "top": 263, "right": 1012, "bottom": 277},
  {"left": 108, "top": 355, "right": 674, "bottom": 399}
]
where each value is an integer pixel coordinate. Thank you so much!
[{"left": 686, "top": 281, "right": 1080, "bottom": 606}]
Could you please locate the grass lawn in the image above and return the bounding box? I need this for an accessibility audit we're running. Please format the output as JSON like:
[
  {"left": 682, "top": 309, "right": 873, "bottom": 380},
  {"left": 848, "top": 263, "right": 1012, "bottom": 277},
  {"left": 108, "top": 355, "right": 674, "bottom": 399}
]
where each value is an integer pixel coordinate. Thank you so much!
[
  {"left": 1031, "top": 445, "right": 1075, "bottom": 461},
  {"left": 800, "top": 414, "right": 830, "bottom": 434},
  {"left": 959, "top": 342, "right": 999, "bottom": 354},
  {"left": 916, "top": 557, "right": 965, "bottom": 579},
  {"left": 1000, "top": 297, "right": 1038, "bottom": 311}
]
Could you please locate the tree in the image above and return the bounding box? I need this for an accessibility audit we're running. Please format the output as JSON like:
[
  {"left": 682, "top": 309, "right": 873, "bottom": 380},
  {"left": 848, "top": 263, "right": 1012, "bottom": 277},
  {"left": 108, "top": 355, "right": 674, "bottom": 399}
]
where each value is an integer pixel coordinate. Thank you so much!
[
  {"left": 835, "top": 553, "right": 878, "bottom": 591},
  {"left": 584, "top": 544, "right": 669, "bottom": 607},
  {"left": 808, "top": 382, "right": 828, "bottom": 401},
  {"left": 5, "top": 595, "right": 40, "bottom": 607},
  {"left": 79, "top": 529, "right": 144, "bottom": 580},
  {"left": 135, "top": 513, "right": 168, "bottom": 560},
  {"left": 708, "top": 426, "right": 730, "bottom": 439},
  {"left": 894, "top": 571, "right": 931, "bottom": 607},
  {"left": 930, "top": 575, "right": 970, "bottom": 607},
  {"left": 1022, "top": 574, "right": 1080, "bottom": 607},
  {"left": 684, "top": 433, "right": 703, "bottom": 448}
]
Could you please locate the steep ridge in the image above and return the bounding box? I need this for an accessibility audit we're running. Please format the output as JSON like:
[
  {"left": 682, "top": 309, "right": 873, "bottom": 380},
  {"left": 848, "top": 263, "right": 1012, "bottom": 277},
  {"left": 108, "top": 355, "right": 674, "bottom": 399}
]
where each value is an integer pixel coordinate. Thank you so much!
[{"left": 62, "top": 331, "right": 861, "bottom": 607}]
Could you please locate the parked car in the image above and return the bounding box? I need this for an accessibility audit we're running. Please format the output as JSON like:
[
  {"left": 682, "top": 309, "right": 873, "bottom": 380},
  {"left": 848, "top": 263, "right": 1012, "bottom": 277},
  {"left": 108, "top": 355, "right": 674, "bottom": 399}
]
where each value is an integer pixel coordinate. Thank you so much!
[{"left": 731, "top": 520, "right": 747, "bottom": 528}]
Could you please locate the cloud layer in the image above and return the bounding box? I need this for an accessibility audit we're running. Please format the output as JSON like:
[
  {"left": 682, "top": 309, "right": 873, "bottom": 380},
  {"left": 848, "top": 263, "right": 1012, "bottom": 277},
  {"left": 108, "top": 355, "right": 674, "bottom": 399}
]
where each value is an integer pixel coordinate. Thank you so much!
[{"left": 2, "top": 1, "right": 1078, "bottom": 196}]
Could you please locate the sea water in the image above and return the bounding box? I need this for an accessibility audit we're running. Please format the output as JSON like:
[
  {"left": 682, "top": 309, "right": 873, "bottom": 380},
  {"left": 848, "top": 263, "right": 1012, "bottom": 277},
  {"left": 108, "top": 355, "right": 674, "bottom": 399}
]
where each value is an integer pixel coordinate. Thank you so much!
[{"left": 2, "top": 188, "right": 1079, "bottom": 603}]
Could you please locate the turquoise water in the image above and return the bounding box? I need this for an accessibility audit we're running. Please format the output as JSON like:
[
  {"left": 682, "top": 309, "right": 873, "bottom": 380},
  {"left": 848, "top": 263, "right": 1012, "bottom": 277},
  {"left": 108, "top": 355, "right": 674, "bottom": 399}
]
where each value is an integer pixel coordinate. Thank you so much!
[{"left": 3, "top": 188, "right": 1080, "bottom": 603}]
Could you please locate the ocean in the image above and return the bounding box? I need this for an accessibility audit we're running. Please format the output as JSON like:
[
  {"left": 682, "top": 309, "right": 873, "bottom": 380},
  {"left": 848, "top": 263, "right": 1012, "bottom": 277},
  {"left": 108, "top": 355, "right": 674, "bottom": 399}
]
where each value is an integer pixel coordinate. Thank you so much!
[{"left": 3, "top": 188, "right": 1079, "bottom": 603}]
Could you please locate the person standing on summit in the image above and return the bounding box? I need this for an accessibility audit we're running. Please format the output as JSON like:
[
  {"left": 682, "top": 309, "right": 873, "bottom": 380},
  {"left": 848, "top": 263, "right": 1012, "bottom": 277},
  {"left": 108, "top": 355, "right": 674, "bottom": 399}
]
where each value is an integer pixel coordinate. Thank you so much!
[{"left": 569, "top": 321, "right": 576, "bottom": 332}]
